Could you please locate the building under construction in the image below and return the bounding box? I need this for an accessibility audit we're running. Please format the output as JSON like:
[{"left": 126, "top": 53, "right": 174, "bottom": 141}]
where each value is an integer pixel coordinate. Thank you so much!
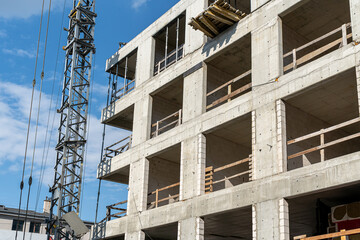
[{"left": 95, "top": 0, "right": 360, "bottom": 239}]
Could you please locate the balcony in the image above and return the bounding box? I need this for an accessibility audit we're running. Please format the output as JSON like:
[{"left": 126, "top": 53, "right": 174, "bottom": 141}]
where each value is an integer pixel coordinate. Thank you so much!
[{"left": 281, "top": 0, "right": 352, "bottom": 74}]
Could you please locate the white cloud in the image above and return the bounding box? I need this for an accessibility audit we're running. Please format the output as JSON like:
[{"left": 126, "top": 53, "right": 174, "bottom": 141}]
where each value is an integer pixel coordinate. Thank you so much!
[
  {"left": 0, "top": 80, "right": 128, "bottom": 188},
  {"left": 2, "top": 48, "right": 35, "bottom": 58},
  {"left": 131, "top": 0, "right": 149, "bottom": 9},
  {"left": 0, "top": 0, "right": 69, "bottom": 19}
]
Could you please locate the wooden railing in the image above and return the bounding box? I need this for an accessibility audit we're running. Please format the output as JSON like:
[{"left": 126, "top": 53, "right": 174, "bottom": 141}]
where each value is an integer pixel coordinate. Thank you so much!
[
  {"left": 283, "top": 23, "right": 352, "bottom": 73},
  {"left": 207, "top": 70, "right": 252, "bottom": 110},
  {"left": 287, "top": 117, "right": 360, "bottom": 161},
  {"left": 295, "top": 228, "right": 360, "bottom": 240},
  {"left": 147, "top": 182, "right": 180, "bottom": 208},
  {"left": 103, "top": 135, "right": 132, "bottom": 160},
  {"left": 154, "top": 44, "right": 184, "bottom": 75},
  {"left": 100, "top": 200, "right": 127, "bottom": 223},
  {"left": 151, "top": 109, "right": 182, "bottom": 137},
  {"left": 112, "top": 79, "right": 136, "bottom": 102},
  {"left": 205, "top": 155, "right": 252, "bottom": 193}
]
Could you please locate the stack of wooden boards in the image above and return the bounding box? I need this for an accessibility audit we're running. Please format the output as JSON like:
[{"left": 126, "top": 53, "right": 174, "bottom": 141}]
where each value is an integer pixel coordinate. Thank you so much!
[{"left": 189, "top": 0, "right": 246, "bottom": 38}]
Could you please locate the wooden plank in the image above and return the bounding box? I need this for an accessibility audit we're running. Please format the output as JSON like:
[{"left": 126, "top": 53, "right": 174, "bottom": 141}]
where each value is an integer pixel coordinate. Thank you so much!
[
  {"left": 207, "top": 83, "right": 252, "bottom": 109},
  {"left": 284, "top": 33, "right": 352, "bottom": 72},
  {"left": 213, "top": 170, "right": 251, "bottom": 184},
  {"left": 283, "top": 23, "right": 350, "bottom": 58},
  {"left": 190, "top": 18, "right": 215, "bottom": 38},
  {"left": 149, "top": 182, "right": 180, "bottom": 195},
  {"left": 210, "top": 5, "right": 240, "bottom": 22},
  {"left": 199, "top": 15, "right": 219, "bottom": 35},
  {"left": 204, "top": 10, "right": 234, "bottom": 25},
  {"left": 288, "top": 117, "right": 360, "bottom": 145},
  {"left": 288, "top": 132, "right": 360, "bottom": 160},
  {"left": 300, "top": 228, "right": 360, "bottom": 240},
  {"left": 214, "top": 157, "right": 250, "bottom": 172}
]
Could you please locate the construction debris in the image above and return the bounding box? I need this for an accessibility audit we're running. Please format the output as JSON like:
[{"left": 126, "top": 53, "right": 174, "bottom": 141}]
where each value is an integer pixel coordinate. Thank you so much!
[{"left": 189, "top": 0, "right": 246, "bottom": 38}]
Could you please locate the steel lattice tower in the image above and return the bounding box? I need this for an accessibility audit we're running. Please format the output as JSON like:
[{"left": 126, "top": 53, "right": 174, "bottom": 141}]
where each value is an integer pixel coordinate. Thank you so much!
[{"left": 48, "top": 1, "right": 96, "bottom": 239}]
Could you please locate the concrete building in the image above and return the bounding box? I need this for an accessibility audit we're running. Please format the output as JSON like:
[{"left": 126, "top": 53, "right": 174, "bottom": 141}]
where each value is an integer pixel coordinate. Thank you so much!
[
  {"left": 95, "top": 0, "right": 360, "bottom": 239},
  {"left": 0, "top": 201, "right": 50, "bottom": 240}
]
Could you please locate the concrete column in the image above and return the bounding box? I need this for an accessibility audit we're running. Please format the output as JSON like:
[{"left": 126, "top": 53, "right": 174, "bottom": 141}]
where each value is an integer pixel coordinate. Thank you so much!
[
  {"left": 252, "top": 205, "right": 257, "bottom": 240},
  {"left": 276, "top": 100, "right": 287, "bottom": 173},
  {"left": 253, "top": 102, "right": 279, "bottom": 179},
  {"left": 178, "top": 217, "right": 204, "bottom": 240},
  {"left": 252, "top": 16, "right": 283, "bottom": 85},
  {"left": 350, "top": 0, "right": 360, "bottom": 42},
  {"left": 127, "top": 158, "right": 149, "bottom": 215},
  {"left": 182, "top": 65, "right": 207, "bottom": 123},
  {"left": 253, "top": 200, "right": 280, "bottom": 240},
  {"left": 185, "top": 0, "right": 207, "bottom": 55},
  {"left": 179, "top": 134, "right": 206, "bottom": 200},
  {"left": 125, "top": 231, "right": 145, "bottom": 240},
  {"left": 356, "top": 65, "right": 360, "bottom": 115},
  {"left": 279, "top": 199, "right": 290, "bottom": 240},
  {"left": 136, "top": 38, "right": 155, "bottom": 86},
  {"left": 251, "top": 0, "right": 270, "bottom": 12},
  {"left": 132, "top": 95, "right": 152, "bottom": 146}
]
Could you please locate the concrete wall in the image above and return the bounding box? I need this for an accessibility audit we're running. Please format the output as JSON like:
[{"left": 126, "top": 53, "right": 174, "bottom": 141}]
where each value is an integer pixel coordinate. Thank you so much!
[{"left": 99, "top": 0, "right": 360, "bottom": 239}]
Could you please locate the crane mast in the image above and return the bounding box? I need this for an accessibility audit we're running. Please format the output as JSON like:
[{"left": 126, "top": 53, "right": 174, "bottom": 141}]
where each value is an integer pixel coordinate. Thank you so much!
[{"left": 48, "top": 0, "right": 96, "bottom": 239}]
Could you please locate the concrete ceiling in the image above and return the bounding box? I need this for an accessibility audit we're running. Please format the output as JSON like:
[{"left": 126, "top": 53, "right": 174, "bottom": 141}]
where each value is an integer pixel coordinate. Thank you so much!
[
  {"left": 288, "top": 183, "right": 360, "bottom": 238},
  {"left": 208, "top": 113, "right": 252, "bottom": 148},
  {"left": 207, "top": 33, "right": 251, "bottom": 78},
  {"left": 149, "top": 143, "right": 181, "bottom": 164},
  {"left": 281, "top": 0, "right": 351, "bottom": 42},
  {"left": 106, "top": 104, "right": 134, "bottom": 131},
  {"left": 144, "top": 222, "right": 178, "bottom": 240},
  {"left": 284, "top": 68, "right": 358, "bottom": 126},
  {"left": 204, "top": 206, "right": 252, "bottom": 240},
  {"left": 152, "top": 77, "right": 183, "bottom": 107}
]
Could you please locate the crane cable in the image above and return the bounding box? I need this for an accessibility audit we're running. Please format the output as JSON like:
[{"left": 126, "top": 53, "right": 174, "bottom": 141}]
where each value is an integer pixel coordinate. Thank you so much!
[
  {"left": 30, "top": 0, "right": 68, "bottom": 230},
  {"left": 14, "top": 0, "right": 46, "bottom": 238},
  {"left": 22, "top": 1, "right": 52, "bottom": 239},
  {"left": 94, "top": 72, "right": 112, "bottom": 226}
]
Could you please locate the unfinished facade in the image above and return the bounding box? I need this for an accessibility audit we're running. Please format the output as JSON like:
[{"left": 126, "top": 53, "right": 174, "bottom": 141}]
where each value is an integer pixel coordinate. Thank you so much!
[{"left": 96, "top": 0, "right": 360, "bottom": 239}]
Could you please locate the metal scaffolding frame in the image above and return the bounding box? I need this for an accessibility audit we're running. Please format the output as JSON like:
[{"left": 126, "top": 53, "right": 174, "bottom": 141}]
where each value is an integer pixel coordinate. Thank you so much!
[{"left": 48, "top": 0, "right": 96, "bottom": 239}]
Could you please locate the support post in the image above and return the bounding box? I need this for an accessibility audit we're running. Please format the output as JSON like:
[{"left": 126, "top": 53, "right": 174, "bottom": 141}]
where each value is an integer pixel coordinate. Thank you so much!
[
  {"left": 176, "top": 17, "right": 180, "bottom": 61},
  {"left": 124, "top": 56, "right": 128, "bottom": 94},
  {"left": 180, "top": 134, "right": 206, "bottom": 200},
  {"left": 178, "top": 217, "right": 204, "bottom": 240},
  {"left": 342, "top": 24, "right": 348, "bottom": 47},
  {"left": 292, "top": 49, "right": 297, "bottom": 70},
  {"left": 165, "top": 26, "right": 169, "bottom": 69},
  {"left": 320, "top": 129, "right": 325, "bottom": 162},
  {"left": 349, "top": 0, "right": 360, "bottom": 42}
]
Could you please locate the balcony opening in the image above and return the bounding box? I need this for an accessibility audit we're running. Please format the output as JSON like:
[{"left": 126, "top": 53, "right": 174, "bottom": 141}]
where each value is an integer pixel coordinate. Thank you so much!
[
  {"left": 208, "top": 0, "right": 250, "bottom": 14},
  {"left": 97, "top": 165, "right": 129, "bottom": 224},
  {"left": 284, "top": 68, "right": 360, "bottom": 171},
  {"left": 109, "top": 49, "right": 137, "bottom": 102},
  {"left": 147, "top": 144, "right": 181, "bottom": 209},
  {"left": 203, "top": 206, "right": 252, "bottom": 239},
  {"left": 144, "top": 222, "right": 178, "bottom": 240},
  {"left": 206, "top": 33, "right": 251, "bottom": 111},
  {"left": 151, "top": 77, "right": 183, "bottom": 138},
  {"left": 204, "top": 113, "right": 252, "bottom": 193},
  {"left": 154, "top": 12, "right": 186, "bottom": 76},
  {"left": 288, "top": 184, "right": 360, "bottom": 239},
  {"left": 281, "top": 0, "right": 352, "bottom": 74}
]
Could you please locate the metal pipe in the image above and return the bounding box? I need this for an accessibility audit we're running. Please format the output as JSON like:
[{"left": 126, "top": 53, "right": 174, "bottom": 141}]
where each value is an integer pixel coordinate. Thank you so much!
[{"left": 124, "top": 57, "right": 128, "bottom": 93}]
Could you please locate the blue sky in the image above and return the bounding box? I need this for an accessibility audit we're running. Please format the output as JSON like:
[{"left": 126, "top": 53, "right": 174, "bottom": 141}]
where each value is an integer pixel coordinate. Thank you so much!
[{"left": 0, "top": 0, "right": 179, "bottom": 222}]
